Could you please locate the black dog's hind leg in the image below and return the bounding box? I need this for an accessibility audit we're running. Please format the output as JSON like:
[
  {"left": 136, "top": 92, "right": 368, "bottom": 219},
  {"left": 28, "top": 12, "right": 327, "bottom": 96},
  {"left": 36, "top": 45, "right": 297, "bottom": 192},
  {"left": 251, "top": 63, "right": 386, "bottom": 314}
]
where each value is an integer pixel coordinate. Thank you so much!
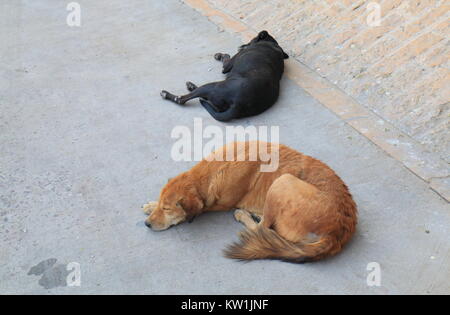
[
  {"left": 161, "top": 82, "right": 217, "bottom": 105},
  {"left": 184, "top": 81, "right": 222, "bottom": 113}
]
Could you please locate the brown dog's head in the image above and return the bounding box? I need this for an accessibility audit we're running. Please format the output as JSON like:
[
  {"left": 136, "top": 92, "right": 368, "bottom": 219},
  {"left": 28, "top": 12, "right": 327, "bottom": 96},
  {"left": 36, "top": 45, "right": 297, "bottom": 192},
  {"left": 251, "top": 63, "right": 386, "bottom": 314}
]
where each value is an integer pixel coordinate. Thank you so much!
[{"left": 145, "top": 173, "right": 204, "bottom": 231}]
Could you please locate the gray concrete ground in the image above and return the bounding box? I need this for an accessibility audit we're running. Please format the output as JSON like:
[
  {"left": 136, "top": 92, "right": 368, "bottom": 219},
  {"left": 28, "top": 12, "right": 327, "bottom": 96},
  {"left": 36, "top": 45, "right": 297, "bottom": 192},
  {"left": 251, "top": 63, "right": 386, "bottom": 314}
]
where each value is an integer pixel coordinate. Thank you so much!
[{"left": 1, "top": 0, "right": 449, "bottom": 295}]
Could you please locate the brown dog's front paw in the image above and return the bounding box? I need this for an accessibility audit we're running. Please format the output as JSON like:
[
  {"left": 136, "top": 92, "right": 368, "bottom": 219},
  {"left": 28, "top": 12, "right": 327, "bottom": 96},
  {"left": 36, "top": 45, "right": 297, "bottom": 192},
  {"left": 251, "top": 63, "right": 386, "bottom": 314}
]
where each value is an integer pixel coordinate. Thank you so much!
[
  {"left": 251, "top": 213, "right": 262, "bottom": 223},
  {"left": 142, "top": 201, "right": 158, "bottom": 215},
  {"left": 234, "top": 209, "right": 249, "bottom": 223}
]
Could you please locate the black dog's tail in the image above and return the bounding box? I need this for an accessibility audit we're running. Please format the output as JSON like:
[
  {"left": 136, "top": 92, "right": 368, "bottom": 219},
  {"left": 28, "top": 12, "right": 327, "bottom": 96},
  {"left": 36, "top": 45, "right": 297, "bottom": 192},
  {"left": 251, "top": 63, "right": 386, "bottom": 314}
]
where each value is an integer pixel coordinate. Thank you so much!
[{"left": 200, "top": 99, "right": 238, "bottom": 122}]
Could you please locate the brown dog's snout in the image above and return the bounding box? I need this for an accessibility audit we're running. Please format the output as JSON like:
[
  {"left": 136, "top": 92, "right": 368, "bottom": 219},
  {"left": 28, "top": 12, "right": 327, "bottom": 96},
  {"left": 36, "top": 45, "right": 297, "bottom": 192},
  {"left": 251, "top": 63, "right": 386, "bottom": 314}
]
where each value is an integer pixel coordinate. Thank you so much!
[{"left": 145, "top": 220, "right": 152, "bottom": 229}]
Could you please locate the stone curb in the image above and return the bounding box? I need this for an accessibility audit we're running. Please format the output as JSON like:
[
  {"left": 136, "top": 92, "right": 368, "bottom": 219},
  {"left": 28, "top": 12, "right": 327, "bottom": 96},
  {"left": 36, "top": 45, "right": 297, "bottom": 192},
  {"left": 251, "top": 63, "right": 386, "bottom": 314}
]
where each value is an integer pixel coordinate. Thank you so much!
[{"left": 181, "top": 0, "right": 450, "bottom": 202}]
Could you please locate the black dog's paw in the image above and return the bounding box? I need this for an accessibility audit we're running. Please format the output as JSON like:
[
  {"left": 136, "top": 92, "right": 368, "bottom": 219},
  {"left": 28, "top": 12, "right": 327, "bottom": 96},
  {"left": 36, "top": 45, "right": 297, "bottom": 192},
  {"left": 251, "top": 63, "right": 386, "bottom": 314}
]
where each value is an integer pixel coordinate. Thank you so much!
[
  {"left": 160, "top": 90, "right": 169, "bottom": 99},
  {"left": 214, "top": 53, "right": 230, "bottom": 62},
  {"left": 161, "top": 90, "right": 182, "bottom": 104},
  {"left": 186, "top": 81, "right": 197, "bottom": 92}
]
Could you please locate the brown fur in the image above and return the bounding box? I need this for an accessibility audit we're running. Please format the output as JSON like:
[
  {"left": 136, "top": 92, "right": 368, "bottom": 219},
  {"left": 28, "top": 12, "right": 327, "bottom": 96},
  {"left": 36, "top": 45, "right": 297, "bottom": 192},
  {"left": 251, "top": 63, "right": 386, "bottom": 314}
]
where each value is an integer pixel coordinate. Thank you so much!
[{"left": 144, "top": 141, "right": 357, "bottom": 262}]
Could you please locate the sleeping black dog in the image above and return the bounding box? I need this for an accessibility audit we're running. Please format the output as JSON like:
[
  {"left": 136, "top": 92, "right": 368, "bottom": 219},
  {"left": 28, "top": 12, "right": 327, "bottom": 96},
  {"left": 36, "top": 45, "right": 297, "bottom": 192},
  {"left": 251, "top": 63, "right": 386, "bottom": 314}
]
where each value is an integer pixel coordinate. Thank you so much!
[{"left": 160, "top": 30, "right": 289, "bottom": 122}]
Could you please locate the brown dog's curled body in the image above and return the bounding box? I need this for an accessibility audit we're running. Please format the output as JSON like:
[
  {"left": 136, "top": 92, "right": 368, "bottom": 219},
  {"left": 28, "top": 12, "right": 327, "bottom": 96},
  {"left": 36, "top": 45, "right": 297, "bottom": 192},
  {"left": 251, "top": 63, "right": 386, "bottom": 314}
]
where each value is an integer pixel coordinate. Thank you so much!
[{"left": 143, "top": 142, "right": 357, "bottom": 262}]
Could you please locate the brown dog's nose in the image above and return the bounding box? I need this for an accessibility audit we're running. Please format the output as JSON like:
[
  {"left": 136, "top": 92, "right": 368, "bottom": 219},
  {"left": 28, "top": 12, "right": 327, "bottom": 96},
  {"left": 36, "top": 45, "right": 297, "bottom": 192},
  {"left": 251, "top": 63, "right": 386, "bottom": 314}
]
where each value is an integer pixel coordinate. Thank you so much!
[{"left": 145, "top": 221, "right": 152, "bottom": 229}]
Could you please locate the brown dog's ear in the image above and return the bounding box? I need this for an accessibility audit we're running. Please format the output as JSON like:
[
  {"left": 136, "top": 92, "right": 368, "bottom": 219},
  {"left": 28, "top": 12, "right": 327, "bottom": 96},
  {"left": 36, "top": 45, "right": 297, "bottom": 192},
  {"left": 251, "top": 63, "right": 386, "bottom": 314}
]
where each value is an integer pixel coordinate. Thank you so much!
[{"left": 178, "top": 187, "right": 204, "bottom": 217}]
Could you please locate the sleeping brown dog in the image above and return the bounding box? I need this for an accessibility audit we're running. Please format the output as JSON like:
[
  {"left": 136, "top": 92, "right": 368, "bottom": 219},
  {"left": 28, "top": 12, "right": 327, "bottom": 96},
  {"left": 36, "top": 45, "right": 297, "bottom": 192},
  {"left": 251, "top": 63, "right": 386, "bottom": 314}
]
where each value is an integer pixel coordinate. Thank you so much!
[{"left": 142, "top": 142, "right": 357, "bottom": 262}]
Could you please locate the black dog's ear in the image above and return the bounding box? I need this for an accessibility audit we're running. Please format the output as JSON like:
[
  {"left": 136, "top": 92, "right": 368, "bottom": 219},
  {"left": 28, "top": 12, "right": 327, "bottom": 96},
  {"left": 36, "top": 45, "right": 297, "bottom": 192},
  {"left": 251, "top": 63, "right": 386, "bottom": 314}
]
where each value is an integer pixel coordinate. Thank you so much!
[
  {"left": 258, "top": 30, "right": 269, "bottom": 40},
  {"left": 283, "top": 51, "right": 289, "bottom": 59}
]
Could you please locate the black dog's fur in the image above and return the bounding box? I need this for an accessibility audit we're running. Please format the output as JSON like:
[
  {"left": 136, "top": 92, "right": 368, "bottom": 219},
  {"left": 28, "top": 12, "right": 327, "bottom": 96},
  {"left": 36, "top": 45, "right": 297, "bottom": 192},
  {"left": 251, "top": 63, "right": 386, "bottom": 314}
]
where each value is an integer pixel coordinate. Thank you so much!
[{"left": 160, "top": 31, "right": 289, "bottom": 122}]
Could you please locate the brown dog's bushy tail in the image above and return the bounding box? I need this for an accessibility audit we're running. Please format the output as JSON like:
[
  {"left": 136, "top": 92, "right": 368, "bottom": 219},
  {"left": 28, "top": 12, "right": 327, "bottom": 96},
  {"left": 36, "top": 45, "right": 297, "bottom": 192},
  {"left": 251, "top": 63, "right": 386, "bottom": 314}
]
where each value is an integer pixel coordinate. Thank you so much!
[{"left": 224, "top": 226, "right": 334, "bottom": 263}]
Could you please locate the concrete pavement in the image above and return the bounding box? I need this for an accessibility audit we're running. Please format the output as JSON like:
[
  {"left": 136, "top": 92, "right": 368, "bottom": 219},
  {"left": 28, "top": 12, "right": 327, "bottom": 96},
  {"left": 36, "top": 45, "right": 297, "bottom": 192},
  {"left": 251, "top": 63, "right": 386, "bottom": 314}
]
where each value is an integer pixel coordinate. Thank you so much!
[{"left": 1, "top": 0, "right": 449, "bottom": 294}]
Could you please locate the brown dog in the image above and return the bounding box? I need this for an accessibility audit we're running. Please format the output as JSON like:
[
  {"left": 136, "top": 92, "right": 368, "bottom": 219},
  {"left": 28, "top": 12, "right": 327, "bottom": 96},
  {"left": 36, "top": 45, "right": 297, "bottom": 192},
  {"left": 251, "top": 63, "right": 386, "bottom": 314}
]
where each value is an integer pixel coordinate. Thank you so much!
[{"left": 143, "top": 142, "right": 357, "bottom": 262}]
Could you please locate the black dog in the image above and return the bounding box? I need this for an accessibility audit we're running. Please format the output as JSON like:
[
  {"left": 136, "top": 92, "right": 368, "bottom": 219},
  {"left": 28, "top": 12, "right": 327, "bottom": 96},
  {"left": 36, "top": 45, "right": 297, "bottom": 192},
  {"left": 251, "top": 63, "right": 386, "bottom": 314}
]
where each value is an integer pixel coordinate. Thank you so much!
[{"left": 160, "top": 31, "right": 288, "bottom": 122}]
